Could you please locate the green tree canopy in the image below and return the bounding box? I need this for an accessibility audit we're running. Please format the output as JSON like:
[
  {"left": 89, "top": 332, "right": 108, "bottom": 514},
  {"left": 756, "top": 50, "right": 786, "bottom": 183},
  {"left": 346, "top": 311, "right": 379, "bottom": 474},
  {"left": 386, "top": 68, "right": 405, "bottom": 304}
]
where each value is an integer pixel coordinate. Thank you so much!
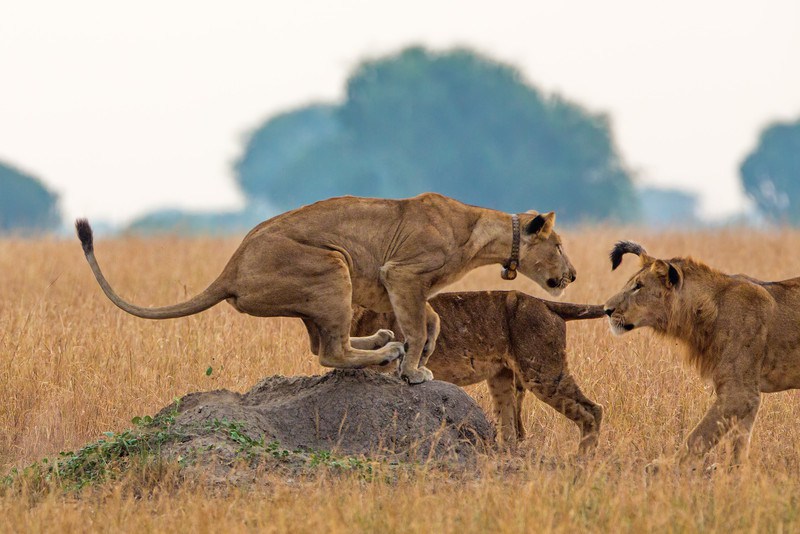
[
  {"left": 740, "top": 119, "right": 800, "bottom": 224},
  {"left": 0, "top": 161, "right": 61, "bottom": 233},
  {"left": 235, "top": 46, "right": 638, "bottom": 222}
]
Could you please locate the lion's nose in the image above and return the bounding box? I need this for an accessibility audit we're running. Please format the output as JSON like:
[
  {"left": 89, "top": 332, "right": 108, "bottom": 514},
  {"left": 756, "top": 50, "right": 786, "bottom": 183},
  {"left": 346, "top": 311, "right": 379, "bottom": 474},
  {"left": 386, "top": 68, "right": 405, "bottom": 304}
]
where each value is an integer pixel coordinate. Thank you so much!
[
  {"left": 604, "top": 307, "right": 614, "bottom": 317},
  {"left": 569, "top": 270, "right": 577, "bottom": 282}
]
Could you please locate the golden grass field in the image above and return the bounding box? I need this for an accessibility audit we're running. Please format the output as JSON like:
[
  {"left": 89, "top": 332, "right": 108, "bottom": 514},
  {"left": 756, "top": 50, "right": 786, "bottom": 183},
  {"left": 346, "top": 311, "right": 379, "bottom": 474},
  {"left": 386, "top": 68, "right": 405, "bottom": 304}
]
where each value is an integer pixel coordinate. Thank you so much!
[{"left": 2, "top": 228, "right": 800, "bottom": 532}]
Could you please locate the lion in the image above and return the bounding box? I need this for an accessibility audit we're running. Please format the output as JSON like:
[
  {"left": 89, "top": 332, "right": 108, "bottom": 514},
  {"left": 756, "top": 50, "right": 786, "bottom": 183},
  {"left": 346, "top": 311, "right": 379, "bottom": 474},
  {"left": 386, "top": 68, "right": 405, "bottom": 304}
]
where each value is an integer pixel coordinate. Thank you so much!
[
  {"left": 604, "top": 240, "right": 800, "bottom": 468},
  {"left": 76, "top": 193, "right": 576, "bottom": 384},
  {"left": 351, "top": 291, "right": 604, "bottom": 451}
]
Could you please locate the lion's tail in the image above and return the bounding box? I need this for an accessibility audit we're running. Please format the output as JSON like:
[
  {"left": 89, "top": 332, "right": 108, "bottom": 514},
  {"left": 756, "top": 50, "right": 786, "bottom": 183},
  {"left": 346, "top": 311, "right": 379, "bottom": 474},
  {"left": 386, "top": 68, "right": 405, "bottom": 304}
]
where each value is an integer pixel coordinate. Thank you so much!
[
  {"left": 542, "top": 300, "right": 606, "bottom": 321},
  {"left": 75, "top": 219, "right": 229, "bottom": 319}
]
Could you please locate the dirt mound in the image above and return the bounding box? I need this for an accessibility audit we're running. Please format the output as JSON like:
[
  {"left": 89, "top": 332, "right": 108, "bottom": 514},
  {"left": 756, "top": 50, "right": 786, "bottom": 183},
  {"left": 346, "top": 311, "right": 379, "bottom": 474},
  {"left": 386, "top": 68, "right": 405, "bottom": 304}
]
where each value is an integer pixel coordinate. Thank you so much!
[{"left": 156, "top": 369, "right": 494, "bottom": 465}]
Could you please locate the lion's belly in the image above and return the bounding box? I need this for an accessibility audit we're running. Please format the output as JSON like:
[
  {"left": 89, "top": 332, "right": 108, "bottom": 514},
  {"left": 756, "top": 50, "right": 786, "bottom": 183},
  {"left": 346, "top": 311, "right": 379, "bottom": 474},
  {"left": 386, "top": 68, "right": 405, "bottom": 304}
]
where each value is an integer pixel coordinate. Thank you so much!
[
  {"left": 426, "top": 320, "right": 509, "bottom": 385},
  {"left": 427, "top": 349, "right": 508, "bottom": 386},
  {"left": 351, "top": 278, "right": 392, "bottom": 312},
  {"left": 761, "top": 348, "right": 800, "bottom": 392}
]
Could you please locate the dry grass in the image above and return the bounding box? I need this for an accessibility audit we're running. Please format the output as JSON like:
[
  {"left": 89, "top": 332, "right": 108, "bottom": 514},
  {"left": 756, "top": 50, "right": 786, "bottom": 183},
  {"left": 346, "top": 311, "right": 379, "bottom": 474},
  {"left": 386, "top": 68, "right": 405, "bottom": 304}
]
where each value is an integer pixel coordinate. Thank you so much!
[{"left": 2, "top": 228, "right": 800, "bottom": 532}]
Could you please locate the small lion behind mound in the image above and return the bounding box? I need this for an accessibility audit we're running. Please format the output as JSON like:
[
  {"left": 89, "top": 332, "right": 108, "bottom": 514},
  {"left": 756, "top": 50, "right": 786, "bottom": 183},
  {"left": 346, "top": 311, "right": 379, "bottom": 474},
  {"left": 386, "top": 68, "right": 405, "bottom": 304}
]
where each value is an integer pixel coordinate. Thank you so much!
[
  {"left": 605, "top": 241, "right": 800, "bottom": 469},
  {"left": 352, "top": 291, "right": 605, "bottom": 453}
]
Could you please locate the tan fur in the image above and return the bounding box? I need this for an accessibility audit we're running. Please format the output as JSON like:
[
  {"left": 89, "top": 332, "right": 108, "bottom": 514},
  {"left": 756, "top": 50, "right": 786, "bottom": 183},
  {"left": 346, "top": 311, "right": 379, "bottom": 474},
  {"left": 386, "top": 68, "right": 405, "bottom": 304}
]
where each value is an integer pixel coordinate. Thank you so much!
[
  {"left": 605, "top": 245, "right": 800, "bottom": 467},
  {"left": 352, "top": 291, "right": 604, "bottom": 452},
  {"left": 77, "top": 193, "right": 576, "bottom": 384}
]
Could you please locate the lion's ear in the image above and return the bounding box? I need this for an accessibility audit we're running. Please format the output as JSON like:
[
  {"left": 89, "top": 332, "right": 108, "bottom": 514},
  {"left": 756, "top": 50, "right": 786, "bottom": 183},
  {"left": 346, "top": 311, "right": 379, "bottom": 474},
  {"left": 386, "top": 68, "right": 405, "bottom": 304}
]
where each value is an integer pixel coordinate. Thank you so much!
[
  {"left": 651, "top": 260, "right": 682, "bottom": 289},
  {"left": 525, "top": 212, "right": 555, "bottom": 238}
]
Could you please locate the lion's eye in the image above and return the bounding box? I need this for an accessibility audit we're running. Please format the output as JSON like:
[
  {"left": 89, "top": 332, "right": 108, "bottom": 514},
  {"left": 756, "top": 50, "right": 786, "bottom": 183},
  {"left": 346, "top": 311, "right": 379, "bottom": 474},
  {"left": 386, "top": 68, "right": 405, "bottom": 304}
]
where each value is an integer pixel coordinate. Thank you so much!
[
  {"left": 633, "top": 281, "right": 643, "bottom": 291},
  {"left": 556, "top": 244, "right": 563, "bottom": 255}
]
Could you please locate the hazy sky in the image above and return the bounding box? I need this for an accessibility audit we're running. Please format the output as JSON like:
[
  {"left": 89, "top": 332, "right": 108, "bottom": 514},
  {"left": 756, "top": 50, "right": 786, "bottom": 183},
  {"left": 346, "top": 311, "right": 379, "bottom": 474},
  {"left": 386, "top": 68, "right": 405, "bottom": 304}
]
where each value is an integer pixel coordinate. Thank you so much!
[{"left": 1, "top": 0, "right": 798, "bottom": 225}]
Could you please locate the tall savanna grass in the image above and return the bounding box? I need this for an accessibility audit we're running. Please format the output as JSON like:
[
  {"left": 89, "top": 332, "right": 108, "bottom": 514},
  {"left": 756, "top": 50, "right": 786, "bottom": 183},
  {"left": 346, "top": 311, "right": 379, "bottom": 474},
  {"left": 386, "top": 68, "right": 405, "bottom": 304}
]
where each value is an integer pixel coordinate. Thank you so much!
[{"left": 1, "top": 228, "right": 799, "bottom": 532}]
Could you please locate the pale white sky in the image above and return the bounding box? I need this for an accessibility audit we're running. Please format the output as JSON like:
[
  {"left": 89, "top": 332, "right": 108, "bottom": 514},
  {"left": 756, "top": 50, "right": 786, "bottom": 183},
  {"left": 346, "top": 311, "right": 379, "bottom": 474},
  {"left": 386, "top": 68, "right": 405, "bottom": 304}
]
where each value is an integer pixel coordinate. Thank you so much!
[{"left": 1, "top": 0, "right": 798, "bottom": 225}]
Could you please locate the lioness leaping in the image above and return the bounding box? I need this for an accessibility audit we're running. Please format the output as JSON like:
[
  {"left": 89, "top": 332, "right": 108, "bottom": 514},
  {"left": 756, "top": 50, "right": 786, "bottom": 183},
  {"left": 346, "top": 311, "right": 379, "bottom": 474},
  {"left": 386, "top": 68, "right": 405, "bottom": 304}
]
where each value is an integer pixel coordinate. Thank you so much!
[
  {"left": 604, "top": 241, "right": 800, "bottom": 468},
  {"left": 352, "top": 291, "right": 605, "bottom": 451},
  {"left": 76, "top": 193, "right": 575, "bottom": 384}
]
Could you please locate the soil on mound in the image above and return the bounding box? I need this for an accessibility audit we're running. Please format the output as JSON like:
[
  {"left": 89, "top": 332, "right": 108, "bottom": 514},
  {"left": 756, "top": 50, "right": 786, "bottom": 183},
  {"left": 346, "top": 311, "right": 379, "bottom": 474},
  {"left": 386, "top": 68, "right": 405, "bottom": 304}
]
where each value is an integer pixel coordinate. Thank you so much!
[{"left": 157, "top": 369, "right": 495, "bottom": 465}]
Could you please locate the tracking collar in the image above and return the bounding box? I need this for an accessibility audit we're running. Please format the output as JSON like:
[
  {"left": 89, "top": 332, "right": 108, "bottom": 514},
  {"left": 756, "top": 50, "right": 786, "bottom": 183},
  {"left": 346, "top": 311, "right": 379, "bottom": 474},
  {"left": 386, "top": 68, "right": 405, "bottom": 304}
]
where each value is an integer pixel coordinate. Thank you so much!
[{"left": 501, "top": 214, "right": 520, "bottom": 280}]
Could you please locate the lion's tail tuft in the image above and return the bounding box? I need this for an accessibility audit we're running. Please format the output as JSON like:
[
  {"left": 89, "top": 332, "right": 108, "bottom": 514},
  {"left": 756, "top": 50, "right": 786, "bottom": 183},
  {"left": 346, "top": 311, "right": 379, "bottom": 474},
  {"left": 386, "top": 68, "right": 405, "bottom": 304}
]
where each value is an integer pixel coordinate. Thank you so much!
[
  {"left": 75, "top": 218, "right": 94, "bottom": 255},
  {"left": 610, "top": 240, "right": 646, "bottom": 270}
]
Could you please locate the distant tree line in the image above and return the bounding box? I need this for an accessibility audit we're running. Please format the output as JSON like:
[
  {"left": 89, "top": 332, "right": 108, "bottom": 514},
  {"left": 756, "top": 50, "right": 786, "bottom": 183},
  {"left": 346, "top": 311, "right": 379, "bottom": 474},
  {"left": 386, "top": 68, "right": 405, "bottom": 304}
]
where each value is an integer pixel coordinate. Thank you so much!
[
  {"left": 2, "top": 47, "right": 798, "bottom": 234},
  {"left": 0, "top": 161, "right": 60, "bottom": 234},
  {"left": 234, "top": 47, "right": 640, "bottom": 223},
  {"left": 740, "top": 118, "right": 800, "bottom": 224}
]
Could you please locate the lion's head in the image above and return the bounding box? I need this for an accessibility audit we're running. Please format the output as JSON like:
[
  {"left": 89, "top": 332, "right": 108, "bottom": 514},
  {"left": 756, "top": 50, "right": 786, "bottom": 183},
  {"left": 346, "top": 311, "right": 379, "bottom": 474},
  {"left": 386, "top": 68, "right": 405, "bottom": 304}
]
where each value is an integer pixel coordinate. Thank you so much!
[
  {"left": 517, "top": 211, "right": 576, "bottom": 297},
  {"left": 603, "top": 241, "right": 684, "bottom": 335}
]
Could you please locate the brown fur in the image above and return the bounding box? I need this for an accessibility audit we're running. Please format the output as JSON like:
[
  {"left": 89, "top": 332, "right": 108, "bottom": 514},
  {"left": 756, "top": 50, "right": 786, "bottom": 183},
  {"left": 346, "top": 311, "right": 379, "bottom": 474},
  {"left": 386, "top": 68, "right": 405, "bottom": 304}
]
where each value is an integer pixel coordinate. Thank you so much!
[
  {"left": 76, "top": 193, "right": 576, "bottom": 384},
  {"left": 352, "top": 291, "right": 604, "bottom": 452},
  {"left": 604, "top": 242, "right": 800, "bottom": 467}
]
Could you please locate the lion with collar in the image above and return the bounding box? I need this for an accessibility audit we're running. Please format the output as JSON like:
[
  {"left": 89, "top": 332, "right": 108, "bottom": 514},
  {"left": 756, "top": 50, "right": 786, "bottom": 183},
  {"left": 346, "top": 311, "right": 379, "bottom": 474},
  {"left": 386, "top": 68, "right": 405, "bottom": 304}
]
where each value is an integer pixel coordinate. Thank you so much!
[{"left": 77, "top": 193, "right": 575, "bottom": 384}]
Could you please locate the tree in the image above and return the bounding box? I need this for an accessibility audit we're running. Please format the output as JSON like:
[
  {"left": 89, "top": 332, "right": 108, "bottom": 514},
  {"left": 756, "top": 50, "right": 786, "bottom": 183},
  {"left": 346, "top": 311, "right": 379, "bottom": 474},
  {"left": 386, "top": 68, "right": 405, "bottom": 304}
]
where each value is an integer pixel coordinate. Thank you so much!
[
  {"left": 740, "top": 119, "right": 800, "bottom": 224},
  {"left": 235, "top": 46, "right": 639, "bottom": 222},
  {"left": 126, "top": 203, "right": 274, "bottom": 236},
  {"left": 638, "top": 187, "right": 700, "bottom": 228},
  {"left": 0, "top": 161, "right": 61, "bottom": 233},
  {"left": 235, "top": 105, "right": 341, "bottom": 205}
]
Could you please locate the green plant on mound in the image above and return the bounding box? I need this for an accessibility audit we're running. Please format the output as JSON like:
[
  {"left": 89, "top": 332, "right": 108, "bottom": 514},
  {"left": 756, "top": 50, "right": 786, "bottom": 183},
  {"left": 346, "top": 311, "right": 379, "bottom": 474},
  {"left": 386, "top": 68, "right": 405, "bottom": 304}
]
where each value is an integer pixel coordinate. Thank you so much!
[
  {"left": 2, "top": 429, "right": 171, "bottom": 492},
  {"left": 3, "top": 407, "right": 378, "bottom": 493},
  {"left": 3, "top": 401, "right": 185, "bottom": 491},
  {"left": 204, "top": 418, "right": 375, "bottom": 477}
]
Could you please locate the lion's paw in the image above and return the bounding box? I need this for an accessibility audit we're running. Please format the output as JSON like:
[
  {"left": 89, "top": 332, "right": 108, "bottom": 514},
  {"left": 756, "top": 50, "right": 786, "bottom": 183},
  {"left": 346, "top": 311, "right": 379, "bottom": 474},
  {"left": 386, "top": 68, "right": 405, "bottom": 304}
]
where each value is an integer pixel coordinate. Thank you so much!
[
  {"left": 401, "top": 366, "right": 434, "bottom": 385},
  {"left": 373, "top": 329, "right": 395, "bottom": 348},
  {"left": 419, "top": 366, "right": 434, "bottom": 382},
  {"left": 379, "top": 341, "right": 405, "bottom": 366}
]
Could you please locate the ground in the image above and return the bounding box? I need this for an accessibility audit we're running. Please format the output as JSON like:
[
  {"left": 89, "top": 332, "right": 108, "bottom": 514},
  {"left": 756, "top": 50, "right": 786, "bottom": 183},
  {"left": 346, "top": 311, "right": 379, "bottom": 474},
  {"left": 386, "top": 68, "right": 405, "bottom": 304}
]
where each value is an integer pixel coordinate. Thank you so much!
[{"left": 2, "top": 229, "right": 800, "bottom": 532}]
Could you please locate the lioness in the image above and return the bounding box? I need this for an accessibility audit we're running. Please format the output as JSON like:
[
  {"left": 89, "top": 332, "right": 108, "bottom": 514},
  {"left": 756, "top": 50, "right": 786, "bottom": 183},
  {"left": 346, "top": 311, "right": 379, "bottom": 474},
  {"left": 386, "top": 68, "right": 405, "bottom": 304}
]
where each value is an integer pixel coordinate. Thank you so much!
[
  {"left": 352, "top": 291, "right": 605, "bottom": 451},
  {"left": 76, "top": 193, "right": 576, "bottom": 384},
  {"left": 604, "top": 241, "right": 800, "bottom": 467}
]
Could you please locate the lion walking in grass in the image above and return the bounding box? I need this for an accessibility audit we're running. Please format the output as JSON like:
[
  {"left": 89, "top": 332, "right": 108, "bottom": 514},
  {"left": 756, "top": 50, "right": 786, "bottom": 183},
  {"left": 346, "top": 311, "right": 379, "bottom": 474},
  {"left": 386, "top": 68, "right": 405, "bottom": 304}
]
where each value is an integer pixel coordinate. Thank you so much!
[{"left": 605, "top": 241, "right": 800, "bottom": 469}]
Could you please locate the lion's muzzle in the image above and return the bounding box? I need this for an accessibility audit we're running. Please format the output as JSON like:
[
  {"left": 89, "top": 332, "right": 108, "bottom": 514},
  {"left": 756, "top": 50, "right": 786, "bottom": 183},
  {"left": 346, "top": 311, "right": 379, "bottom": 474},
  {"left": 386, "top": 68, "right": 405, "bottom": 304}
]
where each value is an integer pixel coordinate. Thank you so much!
[{"left": 606, "top": 312, "right": 635, "bottom": 336}]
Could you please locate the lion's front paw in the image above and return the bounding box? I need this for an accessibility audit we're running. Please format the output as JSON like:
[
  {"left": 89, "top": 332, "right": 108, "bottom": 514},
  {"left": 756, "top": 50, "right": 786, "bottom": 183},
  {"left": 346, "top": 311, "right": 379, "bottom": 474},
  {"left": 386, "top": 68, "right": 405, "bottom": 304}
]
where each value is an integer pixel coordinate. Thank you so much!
[
  {"left": 401, "top": 366, "right": 434, "bottom": 385},
  {"left": 419, "top": 366, "right": 434, "bottom": 381}
]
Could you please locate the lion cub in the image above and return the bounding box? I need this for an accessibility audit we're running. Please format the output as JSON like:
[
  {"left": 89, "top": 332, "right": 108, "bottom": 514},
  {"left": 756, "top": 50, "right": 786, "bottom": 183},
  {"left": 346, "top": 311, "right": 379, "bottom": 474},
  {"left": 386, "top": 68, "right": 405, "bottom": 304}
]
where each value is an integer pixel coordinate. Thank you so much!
[
  {"left": 605, "top": 241, "right": 800, "bottom": 468},
  {"left": 352, "top": 290, "right": 604, "bottom": 452}
]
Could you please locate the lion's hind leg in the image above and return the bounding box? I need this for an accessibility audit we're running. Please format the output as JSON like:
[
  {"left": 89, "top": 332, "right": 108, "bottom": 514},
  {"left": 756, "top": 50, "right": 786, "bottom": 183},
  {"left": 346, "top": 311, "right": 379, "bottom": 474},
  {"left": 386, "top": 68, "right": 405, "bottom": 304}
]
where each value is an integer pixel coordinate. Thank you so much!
[
  {"left": 519, "top": 362, "right": 602, "bottom": 454},
  {"left": 303, "top": 319, "right": 321, "bottom": 355},
  {"left": 419, "top": 302, "right": 441, "bottom": 369},
  {"left": 679, "top": 387, "right": 761, "bottom": 467},
  {"left": 514, "top": 378, "right": 527, "bottom": 441},
  {"left": 350, "top": 329, "right": 396, "bottom": 350},
  {"left": 317, "top": 336, "right": 404, "bottom": 368},
  {"left": 309, "top": 319, "right": 397, "bottom": 361},
  {"left": 314, "top": 299, "right": 405, "bottom": 369},
  {"left": 487, "top": 368, "right": 521, "bottom": 446},
  {"left": 293, "top": 254, "right": 405, "bottom": 369}
]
